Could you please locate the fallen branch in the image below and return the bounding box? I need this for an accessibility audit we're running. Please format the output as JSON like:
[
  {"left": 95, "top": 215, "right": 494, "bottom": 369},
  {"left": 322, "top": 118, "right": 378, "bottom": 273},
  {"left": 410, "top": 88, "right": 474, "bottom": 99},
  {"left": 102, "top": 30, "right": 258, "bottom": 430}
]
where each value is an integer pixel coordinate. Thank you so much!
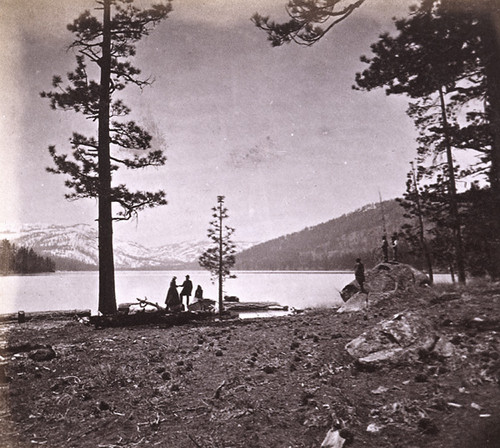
[
  {"left": 136, "top": 297, "right": 165, "bottom": 311},
  {"left": 213, "top": 380, "right": 226, "bottom": 399}
]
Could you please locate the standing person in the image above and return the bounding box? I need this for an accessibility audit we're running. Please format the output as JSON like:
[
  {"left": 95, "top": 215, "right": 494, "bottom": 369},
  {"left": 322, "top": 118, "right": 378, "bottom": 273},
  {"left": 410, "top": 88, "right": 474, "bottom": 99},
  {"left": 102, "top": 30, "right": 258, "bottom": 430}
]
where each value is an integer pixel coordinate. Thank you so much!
[
  {"left": 354, "top": 258, "right": 367, "bottom": 294},
  {"left": 382, "top": 235, "right": 389, "bottom": 262},
  {"left": 391, "top": 233, "right": 399, "bottom": 262},
  {"left": 180, "top": 275, "right": 193, "bottom": 308},
  {"left": 165, "top": 276, "right": 181, "bottom": 312}
]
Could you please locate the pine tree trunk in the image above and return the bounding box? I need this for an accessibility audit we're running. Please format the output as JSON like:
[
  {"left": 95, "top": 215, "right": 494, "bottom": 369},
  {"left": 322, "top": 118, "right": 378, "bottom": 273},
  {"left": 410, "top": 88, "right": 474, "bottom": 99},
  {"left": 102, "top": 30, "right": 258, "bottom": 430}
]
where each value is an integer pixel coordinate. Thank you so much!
[
  {"left": 218, "top": 202, "right": 223, "bottom": 317},
  {"left": 97, "top": 0, "right": 116, "bottom": 315},
  {"left": 411, "top": 167, "right": 434, "bottom": 285},
  {"left": 449, "top": 262, "right": 455, "bottom": 283},
  {"left": 438, "top": 86, "right": 466, "bottom": 284}
]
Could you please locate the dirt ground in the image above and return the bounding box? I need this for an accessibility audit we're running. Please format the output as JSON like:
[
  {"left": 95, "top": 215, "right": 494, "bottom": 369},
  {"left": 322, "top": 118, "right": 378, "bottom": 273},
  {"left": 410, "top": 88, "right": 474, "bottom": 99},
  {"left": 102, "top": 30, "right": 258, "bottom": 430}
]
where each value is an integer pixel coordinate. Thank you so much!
[{"left": 1, "top": 281, "right": 500, "bottom": 448}]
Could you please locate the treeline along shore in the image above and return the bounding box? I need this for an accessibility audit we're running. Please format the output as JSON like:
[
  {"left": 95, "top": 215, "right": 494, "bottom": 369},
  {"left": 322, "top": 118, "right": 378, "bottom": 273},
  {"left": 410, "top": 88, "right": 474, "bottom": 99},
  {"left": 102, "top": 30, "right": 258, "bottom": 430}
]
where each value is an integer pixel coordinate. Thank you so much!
[{"left": 0, "top": 240, "right": 55, "bottom": 275}]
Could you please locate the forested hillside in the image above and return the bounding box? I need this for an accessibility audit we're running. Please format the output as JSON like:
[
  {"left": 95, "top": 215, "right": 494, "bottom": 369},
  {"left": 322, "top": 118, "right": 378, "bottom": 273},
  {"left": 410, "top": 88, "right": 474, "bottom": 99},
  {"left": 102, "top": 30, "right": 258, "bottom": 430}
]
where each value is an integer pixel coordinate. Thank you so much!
[
  {"left": 235, "top": 200, "right": 414, "bottom": 270},
  {"left": 0, "top": 240, "right": 55, "bottom": 274}
]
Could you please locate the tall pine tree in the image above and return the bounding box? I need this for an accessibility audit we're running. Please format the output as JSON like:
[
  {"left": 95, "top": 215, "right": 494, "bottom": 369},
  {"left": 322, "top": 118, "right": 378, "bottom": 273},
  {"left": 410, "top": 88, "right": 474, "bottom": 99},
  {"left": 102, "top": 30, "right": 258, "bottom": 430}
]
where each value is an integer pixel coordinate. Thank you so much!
[{"left": 41, "top": 0, "right": 171, "bottom": 314}]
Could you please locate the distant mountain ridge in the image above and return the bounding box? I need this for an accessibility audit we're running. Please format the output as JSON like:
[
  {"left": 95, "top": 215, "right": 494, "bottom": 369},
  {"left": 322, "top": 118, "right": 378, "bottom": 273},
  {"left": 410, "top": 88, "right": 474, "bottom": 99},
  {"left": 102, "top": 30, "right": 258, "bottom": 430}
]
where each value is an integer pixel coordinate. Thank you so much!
[
  {"left": 0, "top": 199, "right": 409, "bottom": 271},
  {"left": 235, "top": 199, "right": 408, "bottom": 271},
  {"left": 0, "top": 224, "right": 255, "bottom": 271}
]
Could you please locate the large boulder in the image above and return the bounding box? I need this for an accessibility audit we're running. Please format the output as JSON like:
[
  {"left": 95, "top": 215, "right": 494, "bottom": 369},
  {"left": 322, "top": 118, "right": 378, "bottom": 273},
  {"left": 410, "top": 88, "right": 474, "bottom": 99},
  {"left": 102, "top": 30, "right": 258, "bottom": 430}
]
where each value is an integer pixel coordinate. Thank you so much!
[
  {"left": 337, "top": 291, "right": 390, "bottom": 313},
  {"left": 345, "top": 312, "right": 455, "bottom": 368},
  {"left": 340, "top": 262, "right": 429, "bottom": 302}
]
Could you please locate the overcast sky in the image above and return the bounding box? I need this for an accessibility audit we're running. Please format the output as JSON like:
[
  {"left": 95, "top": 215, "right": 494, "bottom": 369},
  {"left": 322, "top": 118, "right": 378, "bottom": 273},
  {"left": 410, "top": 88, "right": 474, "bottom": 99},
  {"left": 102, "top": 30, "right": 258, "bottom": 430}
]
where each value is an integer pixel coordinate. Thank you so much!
[{"left": 1, "top": 0, "right": 417, "bottom": 247}]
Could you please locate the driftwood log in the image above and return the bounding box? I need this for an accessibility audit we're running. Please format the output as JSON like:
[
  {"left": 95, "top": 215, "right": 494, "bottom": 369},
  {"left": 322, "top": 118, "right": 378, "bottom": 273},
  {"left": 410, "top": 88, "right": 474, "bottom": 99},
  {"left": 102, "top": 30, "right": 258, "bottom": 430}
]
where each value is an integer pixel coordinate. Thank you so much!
[
  {"left": 135, "top": 297, "right": 165, "bottom": 311},
  {"left": 90, "top": 309, "right": 214, "bottom": 328},
  {"left": 0, "top": 309, "right": 91, "bottom": 324}
]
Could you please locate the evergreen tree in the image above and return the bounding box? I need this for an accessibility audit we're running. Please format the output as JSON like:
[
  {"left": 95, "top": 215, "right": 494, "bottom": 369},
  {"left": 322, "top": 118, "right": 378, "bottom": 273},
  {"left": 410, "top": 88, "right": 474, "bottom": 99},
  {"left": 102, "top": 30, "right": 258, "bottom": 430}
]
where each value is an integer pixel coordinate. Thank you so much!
[
  {"left": 0, "top": 240, "right": 56, "bottom": 275},
  {"left": 252, "top": 0, "right": 367, "bottom": 47},
  {"left": 352, "top": 7, "right": 490, "bottom": 283},
  {"left": 460, "top": 184, "right": 497, "bottom": 278},
  {"left": 398, "top": 164, "right": 434, "bottom": 284},
  {"left": 41, "top": 0, "right": 171, "bottom": 314},
  {"left": 253, "top": 0, "right": 500, "bottom": 279},
  {"left": 199, "top": 196, "right": 237, "bottom": 317}
]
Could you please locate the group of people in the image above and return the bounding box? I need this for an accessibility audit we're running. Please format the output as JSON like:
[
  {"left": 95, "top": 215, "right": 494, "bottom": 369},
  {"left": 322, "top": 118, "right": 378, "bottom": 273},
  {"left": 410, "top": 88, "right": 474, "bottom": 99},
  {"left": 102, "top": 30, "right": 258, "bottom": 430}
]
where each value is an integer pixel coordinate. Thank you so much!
[
  {"left": 165, "top": 275, "right": 203, "bottom": 312},
  {"left": 354, "top": 233, "right": 399, "bottom": 295}
]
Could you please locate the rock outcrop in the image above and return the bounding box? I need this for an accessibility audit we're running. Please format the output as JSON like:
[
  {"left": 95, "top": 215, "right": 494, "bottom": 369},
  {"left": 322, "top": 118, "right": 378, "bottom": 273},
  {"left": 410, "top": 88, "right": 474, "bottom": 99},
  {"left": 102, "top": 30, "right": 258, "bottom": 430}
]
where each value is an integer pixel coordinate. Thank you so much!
[
  {"left": 345, "top": 311, "right": 455, "bottom": 369},
  {"left": 340, "top": 262, "right": 429, "bottom": 302}
]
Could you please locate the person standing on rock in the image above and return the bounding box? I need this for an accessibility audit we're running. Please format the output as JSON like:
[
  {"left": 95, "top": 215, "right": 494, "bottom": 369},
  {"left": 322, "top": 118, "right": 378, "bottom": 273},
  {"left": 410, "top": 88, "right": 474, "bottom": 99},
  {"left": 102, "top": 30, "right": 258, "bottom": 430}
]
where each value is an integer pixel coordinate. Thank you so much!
[
  {"left": 382, "top": 235, "right": 389, "bottom": 262},
  {"left": 165, "top": 276, "right": 182, "bottom": 312},
  {"left": 180, "top": 275, "right": 193, "bottom": 308},
  {"left": 354, "top": 258, "right": 367, "bottom": 294},
  {"left": 391, "top": 233, "right": 399, "bottom": 262}
]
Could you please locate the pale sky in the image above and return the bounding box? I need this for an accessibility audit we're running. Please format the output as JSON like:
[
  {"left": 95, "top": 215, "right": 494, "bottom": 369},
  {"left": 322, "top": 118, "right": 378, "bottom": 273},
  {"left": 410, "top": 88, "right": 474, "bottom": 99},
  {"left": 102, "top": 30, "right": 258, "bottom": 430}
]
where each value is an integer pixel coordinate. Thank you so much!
[{"left": 1, "top": 0, "right": 417, "bottom": 246}]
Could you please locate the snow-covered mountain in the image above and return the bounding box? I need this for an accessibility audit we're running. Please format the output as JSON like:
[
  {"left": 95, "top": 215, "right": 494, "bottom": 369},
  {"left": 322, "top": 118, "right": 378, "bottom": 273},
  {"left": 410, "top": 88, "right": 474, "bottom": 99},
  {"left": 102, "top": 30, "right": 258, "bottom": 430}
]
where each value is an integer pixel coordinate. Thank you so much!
[{"left": 0, "top": 223, "right": 256, "bottom": 270}]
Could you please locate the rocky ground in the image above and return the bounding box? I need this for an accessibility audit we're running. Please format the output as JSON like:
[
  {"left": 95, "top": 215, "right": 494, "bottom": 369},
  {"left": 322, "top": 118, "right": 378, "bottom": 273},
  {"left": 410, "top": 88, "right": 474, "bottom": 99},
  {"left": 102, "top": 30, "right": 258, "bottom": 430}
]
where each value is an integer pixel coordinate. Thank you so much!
[{"left": 1, "top": 269, "right": 500, "bottom": 448}]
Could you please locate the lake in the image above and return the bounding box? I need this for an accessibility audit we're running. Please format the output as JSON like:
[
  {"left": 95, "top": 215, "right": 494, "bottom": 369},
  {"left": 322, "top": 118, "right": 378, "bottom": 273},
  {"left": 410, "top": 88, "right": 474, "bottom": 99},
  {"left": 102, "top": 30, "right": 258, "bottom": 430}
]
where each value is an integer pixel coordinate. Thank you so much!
[{"left": 0, "top": 270, "right": 452, "bottom": 315}]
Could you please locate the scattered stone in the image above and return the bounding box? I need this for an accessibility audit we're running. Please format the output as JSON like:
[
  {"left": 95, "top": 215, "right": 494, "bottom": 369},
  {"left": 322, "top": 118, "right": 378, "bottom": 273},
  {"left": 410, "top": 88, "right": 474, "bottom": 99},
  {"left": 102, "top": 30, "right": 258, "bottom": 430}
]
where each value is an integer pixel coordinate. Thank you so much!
[
  {"left": 464, "top": 317, "right": 500, "bottom": 332},
  {"left": 300, "top": 390, "right": 315, "bottom": 406},
  {"left": 371, "top": 386, "right": 388, "bottom": 394},
  {"left": 98, "top": 400, "right": 110, "bottom": 411},
  {"left": 28, "top": 346, "right": 56, "bottom": 362},
  {"left": 262, "top": 365, "right": 276, "bottom": 374},
  {"left": 432, "top": 337, "right": 456, "bottom": 358},
  {"left": 338, "top": 428, "right": 354, "bottom": 443},
  {"left": 414, "top": 373, "right": 428, "bottom": 383},
  {"left": 320, "top": 429, "right": 346, "bottom": 448},
  {"left": 418, "top": 417, "right": 439, "bottom": 435},
  {"left": 290, "top": 341, "right": 300, "bottom": 350},
  {"left": 366, "top": 422, "right": 383, "bottom": 433},
  {"left": 215, "top": 350, "right": 223, "bottom": 357}
]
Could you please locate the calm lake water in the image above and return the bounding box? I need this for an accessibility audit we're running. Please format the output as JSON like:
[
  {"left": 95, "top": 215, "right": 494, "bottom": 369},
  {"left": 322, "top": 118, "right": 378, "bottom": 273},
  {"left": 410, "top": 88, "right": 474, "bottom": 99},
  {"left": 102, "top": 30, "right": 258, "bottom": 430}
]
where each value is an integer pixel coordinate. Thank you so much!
[{"left": 0, "top": 270, "right": 452, "bottom": 315}]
